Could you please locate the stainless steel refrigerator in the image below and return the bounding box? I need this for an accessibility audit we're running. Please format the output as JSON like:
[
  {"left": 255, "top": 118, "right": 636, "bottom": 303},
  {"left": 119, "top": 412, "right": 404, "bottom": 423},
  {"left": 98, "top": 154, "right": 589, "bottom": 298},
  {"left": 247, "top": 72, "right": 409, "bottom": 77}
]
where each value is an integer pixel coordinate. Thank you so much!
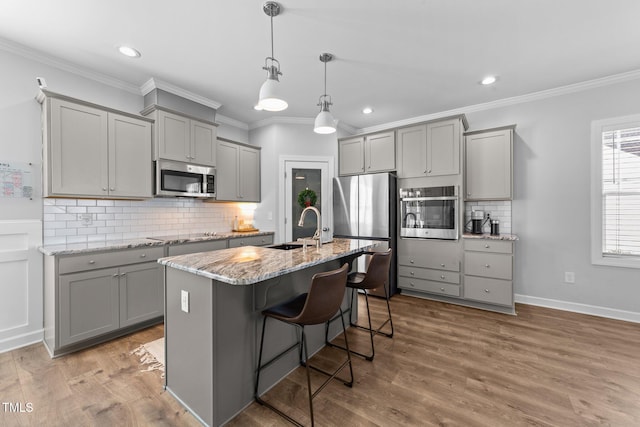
[{"left": 333, "top": 173, "right": 397, "bottom": 297}]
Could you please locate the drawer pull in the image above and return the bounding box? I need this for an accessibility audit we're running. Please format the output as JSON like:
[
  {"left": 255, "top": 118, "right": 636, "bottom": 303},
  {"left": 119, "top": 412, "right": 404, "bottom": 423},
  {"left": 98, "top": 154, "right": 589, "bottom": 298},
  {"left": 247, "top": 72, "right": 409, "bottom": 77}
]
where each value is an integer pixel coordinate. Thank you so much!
[
  {"left": 410, "top": 260, "right": 415, "bottom": 264},
  {"left": 484, "top": 288, "right": 490, "bottom": 293},
  {"left": 409, "top": 282, "right": 415, "bottom": 287},
  {"left": 485, "top": 264, "right": 490, "bottom": 268},
  {"left": 88, "top": 260, "right": 95, "bottom": 264},
  {"left": 440, "top": 275, "right": 445, "bottom": 280},
  {"left": 440, "top": 287, "right": 445, "bottom": 292},
  {"left": 140, "top": 253, "right": 147, "bottom": 258},
  {"left": 485, "top": 244, "right": 490, "bottom": 248},
  {"left": 440, "top": 263, "right": 445, "bottom": 267},
  {"left": 410, "top": 271, "right": 415, "bottom": 276}
]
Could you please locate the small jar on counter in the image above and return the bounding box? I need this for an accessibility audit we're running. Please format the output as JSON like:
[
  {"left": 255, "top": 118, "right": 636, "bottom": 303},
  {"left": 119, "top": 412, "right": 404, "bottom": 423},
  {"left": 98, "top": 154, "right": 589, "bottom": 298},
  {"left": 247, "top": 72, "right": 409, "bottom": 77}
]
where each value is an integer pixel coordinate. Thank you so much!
[{"left": 490, "top": 219, "right": 500, "bottom": 236}]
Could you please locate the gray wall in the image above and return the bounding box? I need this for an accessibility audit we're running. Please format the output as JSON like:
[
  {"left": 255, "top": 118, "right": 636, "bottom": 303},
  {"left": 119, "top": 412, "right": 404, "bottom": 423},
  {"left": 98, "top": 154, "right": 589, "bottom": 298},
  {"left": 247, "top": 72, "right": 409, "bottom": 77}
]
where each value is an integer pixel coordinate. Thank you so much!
[{"left": 459, "top": 80, "right": 640, "bottom": 318}]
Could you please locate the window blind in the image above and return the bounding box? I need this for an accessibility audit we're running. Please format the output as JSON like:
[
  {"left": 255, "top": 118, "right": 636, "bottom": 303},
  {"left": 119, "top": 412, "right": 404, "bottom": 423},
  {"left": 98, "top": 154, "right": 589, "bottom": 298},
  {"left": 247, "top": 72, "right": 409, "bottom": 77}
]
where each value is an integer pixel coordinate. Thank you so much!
[{"left": 601, "top": 126, "right": 640, "bottom": 256}]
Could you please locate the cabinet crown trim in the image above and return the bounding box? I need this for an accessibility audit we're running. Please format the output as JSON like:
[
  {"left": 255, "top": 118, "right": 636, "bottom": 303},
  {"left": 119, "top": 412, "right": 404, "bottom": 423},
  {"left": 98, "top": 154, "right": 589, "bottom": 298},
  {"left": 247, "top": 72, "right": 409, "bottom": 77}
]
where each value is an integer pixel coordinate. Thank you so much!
[{"left": 141, "top": 104, "right": 218, "bottom": 127}]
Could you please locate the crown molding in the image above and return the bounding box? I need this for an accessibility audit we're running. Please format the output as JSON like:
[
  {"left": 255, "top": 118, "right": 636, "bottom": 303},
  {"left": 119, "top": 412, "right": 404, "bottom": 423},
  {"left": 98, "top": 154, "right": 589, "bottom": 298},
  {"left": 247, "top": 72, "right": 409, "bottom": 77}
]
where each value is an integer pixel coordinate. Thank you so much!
[
  {"left": 358, "top": 68, "right": 640, "bottom": 134},
  {"left": 0, "top": 37, "right": 141, "bottom": 95},
  {"left": 216, "top": 114, "right": 249, "bottom": 130},
  {"left": 140, "top": 78, "right": 222, "bottom": 110}
]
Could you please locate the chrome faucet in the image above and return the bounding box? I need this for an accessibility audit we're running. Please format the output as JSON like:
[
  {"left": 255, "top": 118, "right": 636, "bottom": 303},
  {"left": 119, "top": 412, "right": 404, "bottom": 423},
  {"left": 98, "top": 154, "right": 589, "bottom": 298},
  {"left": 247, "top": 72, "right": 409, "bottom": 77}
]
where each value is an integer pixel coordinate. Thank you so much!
[{"left": 298, "top": 206, "right": 322, "bottom": 248}]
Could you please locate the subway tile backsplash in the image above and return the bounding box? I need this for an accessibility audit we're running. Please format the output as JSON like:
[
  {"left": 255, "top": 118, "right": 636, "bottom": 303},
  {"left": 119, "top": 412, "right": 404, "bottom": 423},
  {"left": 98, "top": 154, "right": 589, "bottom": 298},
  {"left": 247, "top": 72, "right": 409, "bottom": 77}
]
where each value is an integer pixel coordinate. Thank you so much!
[
  {"left": 464, "top": 200, "right": 512, "bottom": 235},
  {"left": 43, "top": 198, "right": 247, "bottom": 245}
]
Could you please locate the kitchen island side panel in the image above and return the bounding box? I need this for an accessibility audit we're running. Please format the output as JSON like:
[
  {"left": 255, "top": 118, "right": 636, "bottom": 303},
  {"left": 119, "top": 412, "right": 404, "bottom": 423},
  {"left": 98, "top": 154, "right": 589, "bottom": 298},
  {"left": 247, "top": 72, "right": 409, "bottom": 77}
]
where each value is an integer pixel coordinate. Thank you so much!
[{"left": 165, "top": 268, "right": 214, "bottom": 426}]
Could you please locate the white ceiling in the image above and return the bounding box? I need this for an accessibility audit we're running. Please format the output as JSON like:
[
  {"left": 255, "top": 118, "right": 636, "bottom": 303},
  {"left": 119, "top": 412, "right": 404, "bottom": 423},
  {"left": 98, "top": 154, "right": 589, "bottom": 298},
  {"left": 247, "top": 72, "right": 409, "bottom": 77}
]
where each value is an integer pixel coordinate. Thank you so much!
[{"left": 2, "top": 0, "right": 640, "bottom": 130}]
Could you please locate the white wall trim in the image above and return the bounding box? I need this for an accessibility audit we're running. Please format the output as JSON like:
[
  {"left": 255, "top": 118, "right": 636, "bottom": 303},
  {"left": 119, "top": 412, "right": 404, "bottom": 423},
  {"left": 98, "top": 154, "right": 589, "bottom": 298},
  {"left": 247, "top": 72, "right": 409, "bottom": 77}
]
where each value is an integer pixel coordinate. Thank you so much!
[
  {"left": 358, "top": 69, "right": 640, "bottom": 135},
  {"left": 0, "top": 37, "right": 141, "bottom": 95},
  {"left": 140, "top": 77, "right": 222, "bottom": 109},
  {"left": 515, "top": 294, "right": 640, "bottom": 324},
  {"left": 0, "top": 329, "right": 43, "bottom": 354}
]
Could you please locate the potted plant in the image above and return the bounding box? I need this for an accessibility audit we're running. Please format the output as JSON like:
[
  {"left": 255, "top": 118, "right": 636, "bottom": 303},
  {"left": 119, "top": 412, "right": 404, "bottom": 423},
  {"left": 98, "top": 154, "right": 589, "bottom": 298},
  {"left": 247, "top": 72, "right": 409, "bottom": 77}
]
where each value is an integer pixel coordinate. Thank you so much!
[{"left": 297, "top": 188, "right": 317, "bottom": 208}]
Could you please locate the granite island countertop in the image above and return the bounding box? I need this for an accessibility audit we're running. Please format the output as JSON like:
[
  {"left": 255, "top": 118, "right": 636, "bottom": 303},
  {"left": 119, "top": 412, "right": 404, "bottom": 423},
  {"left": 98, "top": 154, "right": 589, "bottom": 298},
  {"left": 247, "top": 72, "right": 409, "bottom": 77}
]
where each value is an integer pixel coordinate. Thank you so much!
[{"left": 158, "top": 238, "right": 382, "bottom": 285}]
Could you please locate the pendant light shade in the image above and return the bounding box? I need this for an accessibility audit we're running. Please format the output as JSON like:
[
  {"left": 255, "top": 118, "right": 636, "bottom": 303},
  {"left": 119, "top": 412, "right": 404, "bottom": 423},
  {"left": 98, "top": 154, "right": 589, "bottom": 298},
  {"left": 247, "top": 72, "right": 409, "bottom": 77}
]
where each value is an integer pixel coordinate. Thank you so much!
[
  {"left": 314, "top": 53, "right": 336, "bottom": 134},
  {"left": 257, "top": 2, "right": 287, "bottom": 112}
]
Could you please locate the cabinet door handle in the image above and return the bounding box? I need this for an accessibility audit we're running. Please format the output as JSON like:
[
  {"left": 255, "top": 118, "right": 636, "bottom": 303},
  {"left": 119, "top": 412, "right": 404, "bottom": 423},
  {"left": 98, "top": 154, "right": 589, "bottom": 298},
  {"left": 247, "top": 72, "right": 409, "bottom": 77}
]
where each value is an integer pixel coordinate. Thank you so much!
[
  {"left": 410, "top": 271, "right": 415, "bottom": 276},
  {"left": 140, "top": 253, "right": 146, "bottom": 258},
  {"left": 409, "top": 260, "right": 415, "bottom": 264},
  {"left": 409, "top": 282, "right": 415, "bottom": 287},
  {"left": 440, "top": 275, "right": 445, "bottom": 280},
  {"left": 120, "top": 273, "right": 126, "bottom": 277},
  {"left": 423, "top": 170, "right": 427, "bottom": 174},
  {"left": 427, "top": 169, "right": 432, "bottom": 174},
  {"left": 113, "top": 273, "right": 119, "bottom": 277},
  {"left": 485, "top": 244, "right": 490, "bottom": 248},
  {"left": 102, "top": 188, "right": 107, "bottom": 191},
  {"left": 484, "top": 288, "right": 490, "bottom": 293},
  {"left": 88, "top": 260, "right": 95, "bottom": 264},
  {"left": 440, "top": 263, "right": 445, "bottom": 267},
  {"left": 467, "top": 192, "right": 471, "bottom": 196},
  {"left": 110, "top": 187, "right": 115, "bottom": 191},
  {"left": 485, "top": 264, "right": 491, "bottom": 268}
]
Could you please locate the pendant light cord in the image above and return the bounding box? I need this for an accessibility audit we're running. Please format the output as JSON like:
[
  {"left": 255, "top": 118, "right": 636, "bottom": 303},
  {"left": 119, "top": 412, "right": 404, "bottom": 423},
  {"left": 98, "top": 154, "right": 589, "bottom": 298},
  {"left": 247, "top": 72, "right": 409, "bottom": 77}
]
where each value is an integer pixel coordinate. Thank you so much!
[
  {"left": 323, "top": 59, "right": 327, "bottom": 97},
  {"left": 270, "top": 14, "right": 274, "bottom": 59}
]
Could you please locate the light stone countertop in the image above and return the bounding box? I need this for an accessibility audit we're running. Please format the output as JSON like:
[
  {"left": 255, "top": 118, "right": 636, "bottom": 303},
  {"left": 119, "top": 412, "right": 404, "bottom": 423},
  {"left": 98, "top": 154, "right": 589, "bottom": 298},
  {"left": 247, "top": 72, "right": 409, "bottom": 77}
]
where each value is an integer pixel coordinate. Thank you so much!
[
  {"left": 462, "top": 232, "right": 519, "bottom": 241},
  {"left": 39, "top": 231, "right": 275, "bottom": 256},
  {"left": 158, "top": 238, "right": 383, "bottom": 285}
]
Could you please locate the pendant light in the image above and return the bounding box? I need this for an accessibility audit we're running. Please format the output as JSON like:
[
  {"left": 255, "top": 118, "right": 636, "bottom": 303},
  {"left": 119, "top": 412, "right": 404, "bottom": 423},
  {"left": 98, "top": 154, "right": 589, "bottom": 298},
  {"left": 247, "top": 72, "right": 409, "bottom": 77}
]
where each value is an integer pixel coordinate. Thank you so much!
[
  {"left": 257, "top": 1, "right": 287, "bottom": 112},
  {"left": 314, "top": 53, "right": 336, "bottom": 134}
]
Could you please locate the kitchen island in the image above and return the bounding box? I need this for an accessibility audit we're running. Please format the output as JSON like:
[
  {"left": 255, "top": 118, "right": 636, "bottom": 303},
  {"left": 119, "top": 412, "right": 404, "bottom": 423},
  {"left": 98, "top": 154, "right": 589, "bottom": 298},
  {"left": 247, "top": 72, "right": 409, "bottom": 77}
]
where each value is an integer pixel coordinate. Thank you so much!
[{"left": 158, "top": 238, "right": 381, "bottom": 427}]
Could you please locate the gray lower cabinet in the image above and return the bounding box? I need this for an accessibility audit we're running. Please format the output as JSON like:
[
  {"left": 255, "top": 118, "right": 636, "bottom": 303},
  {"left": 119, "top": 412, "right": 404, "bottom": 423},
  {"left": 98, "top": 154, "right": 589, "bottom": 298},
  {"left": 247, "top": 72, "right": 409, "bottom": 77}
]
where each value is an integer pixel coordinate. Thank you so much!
[
  {"left": 228, "top": 234, "right": 274, "bottom": 248},
  {"left": 463, "top": 239, "right": 514, "bottom": 307},
  {"left": 44, "top": 246, "right": 164, "bottom": 357},
  {"left": 397, "top": 239, "right": 462, "bottom": 298}
]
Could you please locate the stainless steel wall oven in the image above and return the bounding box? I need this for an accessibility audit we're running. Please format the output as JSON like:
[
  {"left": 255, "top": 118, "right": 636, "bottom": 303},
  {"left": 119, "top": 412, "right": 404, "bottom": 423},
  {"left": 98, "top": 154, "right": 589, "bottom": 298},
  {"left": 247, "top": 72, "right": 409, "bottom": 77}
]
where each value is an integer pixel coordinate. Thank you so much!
[{"left": 399, "top": 185, "right": 458, "bottom": 239}]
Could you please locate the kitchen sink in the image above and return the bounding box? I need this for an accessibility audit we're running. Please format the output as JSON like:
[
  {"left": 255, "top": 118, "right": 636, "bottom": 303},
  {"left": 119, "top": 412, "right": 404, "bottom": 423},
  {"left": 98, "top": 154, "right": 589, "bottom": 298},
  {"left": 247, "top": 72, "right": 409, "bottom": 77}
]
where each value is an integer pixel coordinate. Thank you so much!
[{"left": 267, "top": 242, "right": 304, "bottom": 251}]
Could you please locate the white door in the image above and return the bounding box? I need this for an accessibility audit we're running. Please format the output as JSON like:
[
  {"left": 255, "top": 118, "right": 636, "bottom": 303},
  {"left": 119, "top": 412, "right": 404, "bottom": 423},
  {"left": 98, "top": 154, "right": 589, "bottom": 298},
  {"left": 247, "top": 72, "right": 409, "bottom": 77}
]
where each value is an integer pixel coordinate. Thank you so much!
[{"left": 281, "top": 158, "right": 333, "bottom": 243}]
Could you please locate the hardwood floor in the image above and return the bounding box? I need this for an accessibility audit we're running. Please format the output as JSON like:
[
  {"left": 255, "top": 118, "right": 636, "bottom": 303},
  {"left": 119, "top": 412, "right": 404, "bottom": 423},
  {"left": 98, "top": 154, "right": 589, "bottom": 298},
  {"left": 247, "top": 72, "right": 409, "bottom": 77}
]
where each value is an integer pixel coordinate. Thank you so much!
[{"left": 2, "top": 295, "right": 640, "bottom": 426}]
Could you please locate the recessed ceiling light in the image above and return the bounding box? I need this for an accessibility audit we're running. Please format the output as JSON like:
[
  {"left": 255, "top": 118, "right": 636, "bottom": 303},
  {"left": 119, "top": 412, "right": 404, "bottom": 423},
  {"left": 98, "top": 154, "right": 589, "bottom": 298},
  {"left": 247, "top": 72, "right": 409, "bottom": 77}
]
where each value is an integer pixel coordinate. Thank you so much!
[
  {"left": 481, "top": 76, "right": 497, "bottom": 85},
  {"left": 362, "top": 107, "right": 374, "bottom": 114},
  {"left": 118, "top": 45, "right": 141, "bottom": 58}
]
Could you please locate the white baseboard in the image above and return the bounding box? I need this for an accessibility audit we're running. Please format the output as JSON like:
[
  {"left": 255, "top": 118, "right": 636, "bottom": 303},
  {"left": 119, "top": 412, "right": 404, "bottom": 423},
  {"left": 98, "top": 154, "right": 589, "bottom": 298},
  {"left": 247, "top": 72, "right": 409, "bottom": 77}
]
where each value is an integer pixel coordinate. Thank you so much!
[
  {"left": 0, "top": 329, "right": 43, "bottom": 354},
  {"left": 515, "top": 294, "right": 640, "bottom": 324}
]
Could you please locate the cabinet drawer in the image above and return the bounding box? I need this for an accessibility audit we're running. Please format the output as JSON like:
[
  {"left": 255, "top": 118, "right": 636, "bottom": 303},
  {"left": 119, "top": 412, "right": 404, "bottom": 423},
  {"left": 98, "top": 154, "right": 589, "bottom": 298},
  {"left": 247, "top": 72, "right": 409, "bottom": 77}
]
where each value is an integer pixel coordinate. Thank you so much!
[
  {"left": 464, "top": 276, "right": 513, "bottom": 306},
  {"left": 228, "top": 234, "right": 274, "bottom": 248},
  {"left": 398, "top": 276, "right": 460, "bottom": 297},
  {"left": 464, "top": 239, "right": 512, "bottom": 254},
  {"left": 398, "top": 265, "right": 460, "bottom": 284},
  {"left": 398, "top": 254, "right": 460, "bottom": 272},
  {"left": 168, "top": 239, "right": 228, "bottom": 256},
  {"left": 464, "top": 252, "right": 512, "bottom": 280},
  {"left": 59, "top": 246, "right": 164, "bottom": 274}
]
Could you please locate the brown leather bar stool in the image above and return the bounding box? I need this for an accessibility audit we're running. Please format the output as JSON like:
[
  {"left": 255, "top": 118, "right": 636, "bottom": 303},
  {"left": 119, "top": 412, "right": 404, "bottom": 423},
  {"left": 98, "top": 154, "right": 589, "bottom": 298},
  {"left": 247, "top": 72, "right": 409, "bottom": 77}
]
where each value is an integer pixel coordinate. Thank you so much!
[
  {"left": 254, "top": 263, "right": 353, "bottom": 427},
  {"left": 326, "top": 249, "right": 393, "bottom": 361}
]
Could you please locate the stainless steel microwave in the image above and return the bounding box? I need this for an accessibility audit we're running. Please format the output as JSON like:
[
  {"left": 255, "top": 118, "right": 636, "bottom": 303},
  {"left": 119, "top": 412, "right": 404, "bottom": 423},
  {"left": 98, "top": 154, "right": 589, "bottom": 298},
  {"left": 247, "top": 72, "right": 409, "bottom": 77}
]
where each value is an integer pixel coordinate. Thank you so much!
[
  {"left": 155, "top": 160, "right": 215, "bottom": 198},
  {"left": 399, "top": 185, "right": 458, "bottom": 239}
]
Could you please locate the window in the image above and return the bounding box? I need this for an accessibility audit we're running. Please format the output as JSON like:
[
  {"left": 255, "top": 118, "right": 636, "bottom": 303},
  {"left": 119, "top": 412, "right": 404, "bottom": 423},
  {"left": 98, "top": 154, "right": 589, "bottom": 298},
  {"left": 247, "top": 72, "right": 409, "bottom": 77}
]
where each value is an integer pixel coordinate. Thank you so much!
[{"left": 591, "top": 115, "right": 640, "bottom": 268}]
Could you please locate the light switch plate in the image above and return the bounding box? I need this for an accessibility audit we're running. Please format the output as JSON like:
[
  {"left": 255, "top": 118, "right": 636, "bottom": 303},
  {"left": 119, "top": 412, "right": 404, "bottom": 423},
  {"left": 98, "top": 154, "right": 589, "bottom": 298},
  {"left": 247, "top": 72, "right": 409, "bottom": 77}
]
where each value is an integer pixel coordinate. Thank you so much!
[{"left": 181, "top": 290, "right": 189, "bottom": 313}]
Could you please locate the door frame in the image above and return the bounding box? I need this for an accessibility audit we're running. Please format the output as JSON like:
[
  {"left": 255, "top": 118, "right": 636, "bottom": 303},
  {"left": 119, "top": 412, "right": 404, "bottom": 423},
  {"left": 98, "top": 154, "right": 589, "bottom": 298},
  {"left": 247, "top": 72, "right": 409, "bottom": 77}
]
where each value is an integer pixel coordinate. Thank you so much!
[{"left": 278, "top": 155, "right": 335, "bottom": 243}]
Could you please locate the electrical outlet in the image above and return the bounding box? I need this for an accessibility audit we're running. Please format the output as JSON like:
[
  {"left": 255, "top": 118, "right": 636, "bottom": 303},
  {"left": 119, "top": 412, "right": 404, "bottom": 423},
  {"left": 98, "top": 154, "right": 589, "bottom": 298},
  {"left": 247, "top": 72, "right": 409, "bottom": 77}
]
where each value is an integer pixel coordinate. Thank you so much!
[
  {"left": 564, "top": 272, "right": 575, "bottom": 283},
  {"left": 77, "top": 213, "right": 93, "bottom": 225},
  {"left": 181, "top": 290, "right": 190, "bottom": 313}
]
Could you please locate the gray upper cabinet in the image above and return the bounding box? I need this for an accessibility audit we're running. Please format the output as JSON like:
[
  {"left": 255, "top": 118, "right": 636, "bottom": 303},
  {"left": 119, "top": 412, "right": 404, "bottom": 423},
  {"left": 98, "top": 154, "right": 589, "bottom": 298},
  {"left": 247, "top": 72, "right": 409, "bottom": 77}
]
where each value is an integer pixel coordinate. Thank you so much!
[
  {"left": 42, "top": 93, "right": 152, "bottom": 199},
  {"left": 465, "top": 127, "right": 513, "bottom": 200},
  {"left": 339, "top": 132, "right": 395, "bottom": 176},
  {"left": 151, "top": 108, "right": 217, "bottom": 166},
  {"left": 215, "top": 140, "right": 261, "bottom": 202},
  {"left": 397, "top": 118, "right": 461, "bottom": 178}
]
